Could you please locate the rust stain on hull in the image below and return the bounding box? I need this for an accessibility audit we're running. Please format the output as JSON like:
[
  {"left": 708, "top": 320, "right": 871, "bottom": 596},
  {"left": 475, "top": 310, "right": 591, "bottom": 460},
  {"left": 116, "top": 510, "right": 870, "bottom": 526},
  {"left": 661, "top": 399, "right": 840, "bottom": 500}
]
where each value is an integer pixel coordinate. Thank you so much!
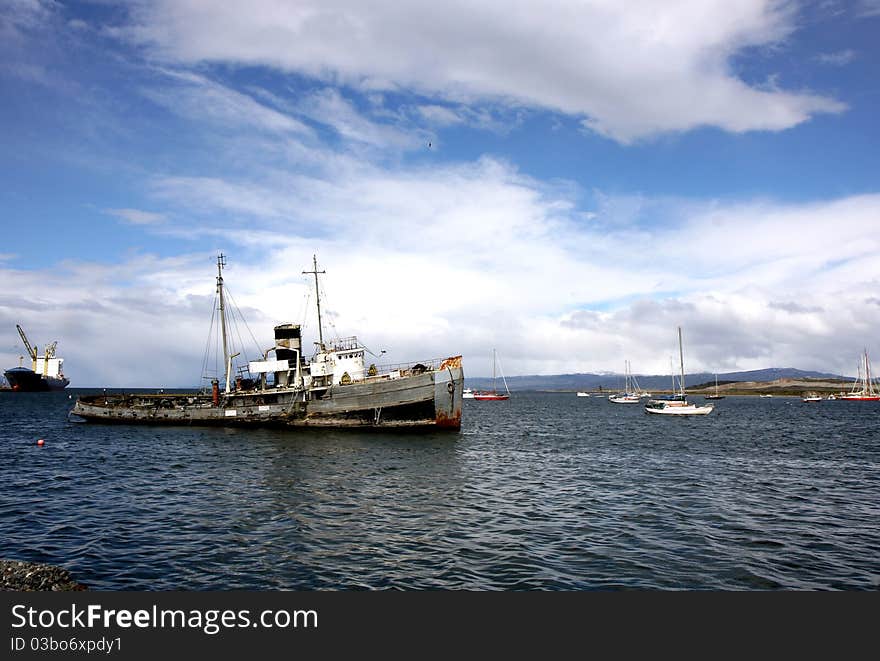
[{"left": 435, "top": 411, "right": 461, "bottom": 429}]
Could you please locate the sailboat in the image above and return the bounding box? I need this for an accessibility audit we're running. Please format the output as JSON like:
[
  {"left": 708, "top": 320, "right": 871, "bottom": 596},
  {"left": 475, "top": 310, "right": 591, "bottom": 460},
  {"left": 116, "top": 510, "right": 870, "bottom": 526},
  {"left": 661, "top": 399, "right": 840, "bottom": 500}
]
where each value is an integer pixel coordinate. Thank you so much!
[
  {"left": 608, "top": 360, "right": 642, "bottom": 403},
  {"left": 473, "top": 349, "right": 510, "bottom": 401},
  {"left": 645, "top": 328, "right": 714, "bottom": 416},
  {"left": 839, "top": 348, "right": 880, "bottom": 401},
  {"left": 704, "top": 374, "right": 725, "bottom": 400}
]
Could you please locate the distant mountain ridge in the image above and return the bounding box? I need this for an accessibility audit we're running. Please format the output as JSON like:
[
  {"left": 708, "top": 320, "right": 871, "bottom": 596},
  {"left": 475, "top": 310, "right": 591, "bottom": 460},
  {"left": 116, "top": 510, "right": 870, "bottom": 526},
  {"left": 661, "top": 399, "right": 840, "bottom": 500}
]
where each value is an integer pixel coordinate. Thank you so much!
[{"left": 463, "top": 367, "right": 846, "bottom": 392}]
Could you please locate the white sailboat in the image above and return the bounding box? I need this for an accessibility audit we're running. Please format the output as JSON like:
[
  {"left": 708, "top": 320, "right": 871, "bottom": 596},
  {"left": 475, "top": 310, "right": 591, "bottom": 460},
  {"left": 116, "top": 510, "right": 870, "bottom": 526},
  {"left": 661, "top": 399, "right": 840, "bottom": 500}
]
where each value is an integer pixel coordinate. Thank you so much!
[
  {"left": 645, "top": 328, "right": 714, "bottom": 416},
  {"left": 609, "top": 360, "right": 643, "bottom": 403},
  {"left": 839, "top": 348, "right": 880, "bottom": 401},
  {"left": 704, "top": 374, "right": 725, "bottom": 400}
]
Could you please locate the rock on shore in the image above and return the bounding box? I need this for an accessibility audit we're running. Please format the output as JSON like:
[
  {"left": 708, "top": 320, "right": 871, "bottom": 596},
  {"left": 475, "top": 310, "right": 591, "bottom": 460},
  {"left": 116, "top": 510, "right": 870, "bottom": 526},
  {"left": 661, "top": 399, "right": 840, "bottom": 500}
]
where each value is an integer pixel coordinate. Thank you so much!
[{"left": 1, "top": 559, "right": 87, "bottom": 591}]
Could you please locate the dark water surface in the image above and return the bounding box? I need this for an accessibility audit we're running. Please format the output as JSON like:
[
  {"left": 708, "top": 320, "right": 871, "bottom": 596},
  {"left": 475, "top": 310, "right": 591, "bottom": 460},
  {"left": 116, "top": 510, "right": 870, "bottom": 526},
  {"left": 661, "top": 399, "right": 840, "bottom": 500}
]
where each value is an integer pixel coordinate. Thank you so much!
[{"left": 1, "top": 390, "right": 878, "bottom": 590}]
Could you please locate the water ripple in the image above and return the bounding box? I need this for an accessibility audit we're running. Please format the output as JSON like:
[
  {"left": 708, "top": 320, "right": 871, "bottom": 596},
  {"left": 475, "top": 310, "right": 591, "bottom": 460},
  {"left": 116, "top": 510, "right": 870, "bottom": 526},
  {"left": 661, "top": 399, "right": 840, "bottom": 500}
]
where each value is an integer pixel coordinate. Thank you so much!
[{"left": 1, "top": 391, "right": 879, "bottom": 590}]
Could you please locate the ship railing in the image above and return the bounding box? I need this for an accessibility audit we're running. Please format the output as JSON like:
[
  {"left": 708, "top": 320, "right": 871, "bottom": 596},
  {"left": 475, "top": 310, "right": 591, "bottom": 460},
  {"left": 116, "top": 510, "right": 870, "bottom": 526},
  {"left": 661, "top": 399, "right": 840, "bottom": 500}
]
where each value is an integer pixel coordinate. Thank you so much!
[
  {"left": 361, "top": 357, "right": 454, "bottom": 381},
  {"left": 327, "top": 336, "right": 361, "bottom": 351}
]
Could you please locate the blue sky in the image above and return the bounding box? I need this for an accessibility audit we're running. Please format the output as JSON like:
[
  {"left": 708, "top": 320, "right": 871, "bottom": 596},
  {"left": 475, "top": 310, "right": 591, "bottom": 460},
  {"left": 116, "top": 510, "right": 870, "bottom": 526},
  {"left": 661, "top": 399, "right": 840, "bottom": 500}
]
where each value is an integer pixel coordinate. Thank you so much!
[{"left": 2, "top": 0, "right": 880, "bottom": 386}]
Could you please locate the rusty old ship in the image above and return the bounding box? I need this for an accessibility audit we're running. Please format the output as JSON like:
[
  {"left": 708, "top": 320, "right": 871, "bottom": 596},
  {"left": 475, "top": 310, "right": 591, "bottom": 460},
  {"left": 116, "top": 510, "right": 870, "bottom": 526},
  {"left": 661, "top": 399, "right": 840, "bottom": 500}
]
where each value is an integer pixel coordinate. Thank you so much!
[{"left": 71, "top": 255, "right": 463, "bottom": 429}]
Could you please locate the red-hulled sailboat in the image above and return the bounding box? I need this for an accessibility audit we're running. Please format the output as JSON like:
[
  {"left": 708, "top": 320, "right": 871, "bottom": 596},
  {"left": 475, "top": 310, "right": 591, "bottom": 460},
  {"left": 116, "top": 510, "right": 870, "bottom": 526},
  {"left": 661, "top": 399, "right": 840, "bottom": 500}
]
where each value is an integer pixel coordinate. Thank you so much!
[{"left": 473, "top": 349, "right": 510, "bottom": 401}]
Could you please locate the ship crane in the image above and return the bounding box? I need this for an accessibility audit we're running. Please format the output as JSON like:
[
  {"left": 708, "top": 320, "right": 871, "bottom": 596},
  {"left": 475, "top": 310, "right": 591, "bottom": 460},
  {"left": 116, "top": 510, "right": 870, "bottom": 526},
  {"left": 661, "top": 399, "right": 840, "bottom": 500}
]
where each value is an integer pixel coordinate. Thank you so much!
[
  {"left": 42, "top": 340, "right": 58, "bottom": 376},
  {"left": 16, "top": 324, "right": 38, "bottom": 371}
]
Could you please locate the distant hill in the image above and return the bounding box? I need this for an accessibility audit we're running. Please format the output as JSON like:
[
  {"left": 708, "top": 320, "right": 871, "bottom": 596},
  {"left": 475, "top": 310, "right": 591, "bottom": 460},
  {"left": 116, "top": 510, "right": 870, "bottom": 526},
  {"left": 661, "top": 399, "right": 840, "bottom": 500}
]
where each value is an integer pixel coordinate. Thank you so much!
[{"left": 463, "top": 367, "right": 846, "bottom": 392}]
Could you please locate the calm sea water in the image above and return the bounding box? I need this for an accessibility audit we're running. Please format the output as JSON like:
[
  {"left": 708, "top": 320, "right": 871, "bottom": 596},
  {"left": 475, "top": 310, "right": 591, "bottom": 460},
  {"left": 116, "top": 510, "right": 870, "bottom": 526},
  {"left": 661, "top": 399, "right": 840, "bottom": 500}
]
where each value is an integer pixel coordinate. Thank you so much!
[{"left": 1, "top": 389, "right": 878, "bottom": 590}]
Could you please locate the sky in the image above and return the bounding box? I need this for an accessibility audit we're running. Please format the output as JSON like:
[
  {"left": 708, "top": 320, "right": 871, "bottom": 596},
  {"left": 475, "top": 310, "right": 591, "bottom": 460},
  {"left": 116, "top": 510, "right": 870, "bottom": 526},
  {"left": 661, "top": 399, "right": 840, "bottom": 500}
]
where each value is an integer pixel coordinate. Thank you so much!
[{"left": 1, "top": 0, "right": 880, "bottom": 387}]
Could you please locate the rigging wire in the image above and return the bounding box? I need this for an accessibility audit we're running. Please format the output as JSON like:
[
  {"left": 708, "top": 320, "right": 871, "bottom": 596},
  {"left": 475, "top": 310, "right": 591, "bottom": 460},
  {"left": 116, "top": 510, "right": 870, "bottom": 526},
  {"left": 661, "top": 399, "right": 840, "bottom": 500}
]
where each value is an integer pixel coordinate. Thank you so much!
[
  {"left": 198, "top": 282, "right": 266, "bottom": 388},
  {"left": 199, "top": 290, "right": 219, "bottom": 391},
  {"left": 223, "top": 287, "right": 263, "bottom": 365},
  {"left": 298, "top": 284, "right": 312, "bottom": 334},
  {"left": 317, "top": 275, "right": 341, "bottom": 341}
]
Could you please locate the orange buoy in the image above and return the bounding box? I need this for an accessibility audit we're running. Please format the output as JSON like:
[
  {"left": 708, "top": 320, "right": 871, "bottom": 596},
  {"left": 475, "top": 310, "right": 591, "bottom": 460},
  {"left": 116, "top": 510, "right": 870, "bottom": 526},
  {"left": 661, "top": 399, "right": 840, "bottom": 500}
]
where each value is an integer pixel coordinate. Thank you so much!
[{"left": 37, "top": 439, "right": 45, "bottom": 446}]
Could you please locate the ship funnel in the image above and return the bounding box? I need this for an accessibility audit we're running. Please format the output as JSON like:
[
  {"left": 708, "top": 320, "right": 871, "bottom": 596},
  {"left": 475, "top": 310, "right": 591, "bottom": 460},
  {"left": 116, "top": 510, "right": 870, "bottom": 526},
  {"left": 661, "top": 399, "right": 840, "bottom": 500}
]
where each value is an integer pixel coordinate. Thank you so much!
[{"left": 274, "top": 324, "right": 302, "bottom": 359}]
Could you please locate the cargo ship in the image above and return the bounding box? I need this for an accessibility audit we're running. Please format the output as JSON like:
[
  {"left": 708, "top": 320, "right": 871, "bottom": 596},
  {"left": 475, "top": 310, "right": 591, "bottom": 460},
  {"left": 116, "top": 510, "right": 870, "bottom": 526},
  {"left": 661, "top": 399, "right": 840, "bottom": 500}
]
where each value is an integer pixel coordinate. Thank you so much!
[
  {"left": 71, "top": 255, "right": 463, "bottom": 430},
  {"left": 4, "top": 325, "right": 70, "bottom": 391}
]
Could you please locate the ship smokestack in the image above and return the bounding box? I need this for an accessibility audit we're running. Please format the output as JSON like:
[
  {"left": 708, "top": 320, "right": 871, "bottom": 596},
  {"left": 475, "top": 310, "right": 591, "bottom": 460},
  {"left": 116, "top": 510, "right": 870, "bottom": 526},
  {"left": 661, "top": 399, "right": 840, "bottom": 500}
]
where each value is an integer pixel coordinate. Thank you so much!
[
  {"left": 273, "top": 324, "right": 302, "bottom": 356},
  {"left": 273, "top": 324, "right": 302, "bottom": 388},
  {"left": 211, "top": 379, "right": 220, "bottom": 406}
]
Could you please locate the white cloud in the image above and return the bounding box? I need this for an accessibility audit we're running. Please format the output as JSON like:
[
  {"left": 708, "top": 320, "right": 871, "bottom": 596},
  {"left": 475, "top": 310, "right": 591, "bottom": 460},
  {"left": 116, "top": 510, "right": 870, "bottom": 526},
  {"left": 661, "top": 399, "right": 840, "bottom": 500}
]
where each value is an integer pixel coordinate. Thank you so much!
[
  {"left": 1, "top": 0, "right": 55, "bottom": 38},
  {"left": 104, "top": 208, "right": 167, "bottom": 225},
  {"left": 815, "top": 49, "right": 856, "bottom": 65},
  {"left": 115, "top": 0, "right": 845, "bottom": 142},
  {"left": 5, "top": 152, "right": 878, "bottom": 385},
  {"left": 297, "top": 87, "right": 424, "bottom": 149},
  {"left": 142, "top": 69, "right": 314, "bottom": 137},
  {"left": 417, "top": 105, "right": 464, "bottom": 126},
  {"left": 857, "top": 0, "right": 880, "bottom": 17}
]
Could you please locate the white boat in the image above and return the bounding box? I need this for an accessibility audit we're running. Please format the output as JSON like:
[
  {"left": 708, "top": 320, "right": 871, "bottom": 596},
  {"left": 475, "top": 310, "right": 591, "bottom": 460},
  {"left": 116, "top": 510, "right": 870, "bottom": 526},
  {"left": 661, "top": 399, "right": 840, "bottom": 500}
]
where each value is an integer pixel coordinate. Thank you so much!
[
  {"left": 759, "top": 394, "right": 773, "bottom": 398},
  {"left": 609, "top": 360, "right": 645, "bottom": 403},
  {"left": 645, "top": 328, "right": 714, "bottom": 416},
  {"left": 802, "top": 393, "right": 822, "bottom": 402},
  {"left": 839, "top": 348, "right": 880, "bottom": 401},
  {"left": 704, "top": 374, "right": 725, "bottom": 400},
  {"left": 462, "top": 388, "right": 475, "bottom": 399},
  {"left": 576, "top": 391, "right": 590, "bottom": 397}
]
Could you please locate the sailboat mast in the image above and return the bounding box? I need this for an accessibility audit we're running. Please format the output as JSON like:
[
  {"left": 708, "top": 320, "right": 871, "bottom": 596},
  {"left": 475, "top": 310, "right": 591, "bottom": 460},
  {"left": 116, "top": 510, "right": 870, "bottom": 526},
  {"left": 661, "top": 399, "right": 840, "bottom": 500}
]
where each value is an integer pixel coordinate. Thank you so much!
[
  {"left": 216, "top": 253, "right": 230, "bottom": 393},
  {"left": 492, "top": 348, "right": 497, "bottom": 392},
  {"left": 678, "top": 327, "right": 685, "bottom": 397},
  {"left": 856, "top": 355, "right": 863, "bottom": 394},
  {"left": 303, "top": 255, "right": 326, "bottom": 350}
]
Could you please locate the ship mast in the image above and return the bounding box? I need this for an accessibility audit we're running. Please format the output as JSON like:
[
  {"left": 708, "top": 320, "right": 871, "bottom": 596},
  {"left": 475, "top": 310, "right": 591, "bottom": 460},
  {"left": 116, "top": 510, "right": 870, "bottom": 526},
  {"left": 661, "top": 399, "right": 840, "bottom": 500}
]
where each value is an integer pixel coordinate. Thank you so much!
[
  {"left": 303, "top": 255, "right": 326, "bottom": 350},
  {"left": 678, "top": 326, "right": 685, "bottom": 398},
  {"left": 216, "top": 253, "right": 231, "bottom": 393}
]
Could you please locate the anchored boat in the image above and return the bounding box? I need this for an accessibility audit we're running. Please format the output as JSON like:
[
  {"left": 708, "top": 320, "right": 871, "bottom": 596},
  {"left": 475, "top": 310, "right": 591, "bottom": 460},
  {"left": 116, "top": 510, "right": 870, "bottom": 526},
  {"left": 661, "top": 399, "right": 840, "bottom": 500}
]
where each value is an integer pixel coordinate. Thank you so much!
[
  {"left": 608, "top": 360, "right": 646, "bottom": 403},
  {"left": 72, "top": 255, "right": 463, "bottom": 429},
  {"left": 645, "top": 327, "right": 714, "bottom": 416},
  {"left": 472, "top": 348, "right": 510, "bottom": 401},
  {"left": 704, "top": 374, "right": 725, "bottom": 400},
  {"left": 839, "top": 348, "right": 880, "bottom": 401},
  {"left": 4, "top": 325, "right": 70, "bottom": 392}
]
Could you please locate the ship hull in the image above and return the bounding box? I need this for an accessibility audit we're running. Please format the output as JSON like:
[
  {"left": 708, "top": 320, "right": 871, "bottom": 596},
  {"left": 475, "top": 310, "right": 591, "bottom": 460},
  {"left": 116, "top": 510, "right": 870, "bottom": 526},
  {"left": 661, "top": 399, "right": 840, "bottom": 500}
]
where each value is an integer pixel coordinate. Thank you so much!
[
  {"left": 4, "top": 367, "right": 70, "bottom": 392},
  {"left": 71, "top": 360, "right": 463, "bottom": 430}
]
